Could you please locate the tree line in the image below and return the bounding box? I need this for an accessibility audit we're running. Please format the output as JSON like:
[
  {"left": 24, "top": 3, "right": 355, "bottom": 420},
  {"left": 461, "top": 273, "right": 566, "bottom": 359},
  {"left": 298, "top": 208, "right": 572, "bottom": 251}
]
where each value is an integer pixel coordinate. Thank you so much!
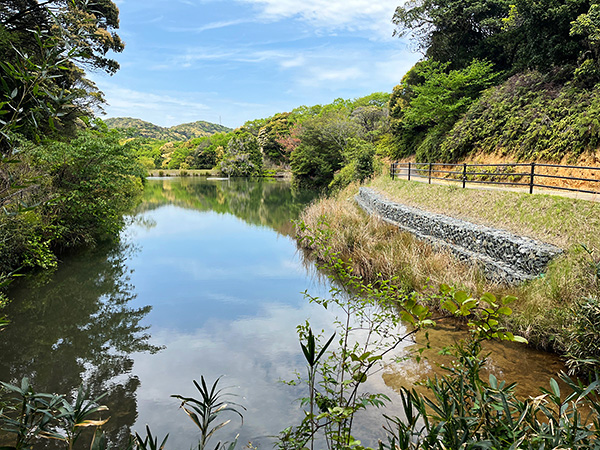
[{"left": 129, "top": 92, "right": 391, "bottom": 190}]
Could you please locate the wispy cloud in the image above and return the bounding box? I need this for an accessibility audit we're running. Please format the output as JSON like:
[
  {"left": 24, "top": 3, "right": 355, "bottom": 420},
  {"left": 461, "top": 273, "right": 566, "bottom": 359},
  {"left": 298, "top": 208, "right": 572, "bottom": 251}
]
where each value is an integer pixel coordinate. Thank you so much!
[
  {"left": 165, "top": 47, "right": 293, "bottom": 68},
  {"left": 89, "top": 79, "right": 213, "bottom": 126},
  {"left": 163, "top": 18, "right": 256, "bottom": 33},
  {"left": 238, "top": 0, "right": 400, "bottom": 38}
]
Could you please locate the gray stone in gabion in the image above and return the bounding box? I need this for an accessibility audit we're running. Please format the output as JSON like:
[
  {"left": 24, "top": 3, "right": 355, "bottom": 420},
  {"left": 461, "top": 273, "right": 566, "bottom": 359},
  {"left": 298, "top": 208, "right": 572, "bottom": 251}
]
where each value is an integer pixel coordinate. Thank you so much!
[{"left": 355, "top": 187, "right": 563, "bottom": 284}]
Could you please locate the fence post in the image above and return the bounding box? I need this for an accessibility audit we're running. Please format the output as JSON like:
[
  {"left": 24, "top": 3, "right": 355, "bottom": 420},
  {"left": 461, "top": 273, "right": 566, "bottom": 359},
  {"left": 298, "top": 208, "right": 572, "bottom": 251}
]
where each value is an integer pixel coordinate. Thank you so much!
[
  {"left": 428, "top": 162, "right": 432, "bottom": 184},
  {"left": 462, "top": 163, "right": 467, "bottom": 189},
  {"left": 391, "top": 162, "right": 394, "bottom": 180},
  {"left": 408, "top": 162, "right": 411, "bottom": 181},
  {"left": 529, "top": 162, "right": 535, "bottom": 194}
]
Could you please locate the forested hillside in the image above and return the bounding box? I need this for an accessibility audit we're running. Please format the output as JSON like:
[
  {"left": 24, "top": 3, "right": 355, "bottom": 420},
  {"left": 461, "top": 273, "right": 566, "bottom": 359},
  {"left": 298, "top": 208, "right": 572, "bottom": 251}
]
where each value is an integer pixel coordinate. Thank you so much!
[
  {"left": 105, "top": 117, "right": 231, "bottom": 140},
  {"left": 388, "top": 0, "right": 600, "bottom": 164},
  {"left": 127, "top": 93, "right": 391, "bottom": 186}
]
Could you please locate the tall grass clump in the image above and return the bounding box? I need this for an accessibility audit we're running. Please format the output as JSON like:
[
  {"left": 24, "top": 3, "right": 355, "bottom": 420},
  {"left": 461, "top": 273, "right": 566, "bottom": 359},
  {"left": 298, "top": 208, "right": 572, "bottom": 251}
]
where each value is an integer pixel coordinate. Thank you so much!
[{"left": 296, "top": 184, "right": 487, "bottom": 297}]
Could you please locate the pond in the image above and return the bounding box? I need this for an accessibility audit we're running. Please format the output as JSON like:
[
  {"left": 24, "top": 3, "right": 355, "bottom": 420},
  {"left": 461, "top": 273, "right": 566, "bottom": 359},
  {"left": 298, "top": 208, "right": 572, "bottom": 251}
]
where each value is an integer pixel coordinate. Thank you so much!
[{"left": 0, "top": 177, "right": 567, "bottom": 449}]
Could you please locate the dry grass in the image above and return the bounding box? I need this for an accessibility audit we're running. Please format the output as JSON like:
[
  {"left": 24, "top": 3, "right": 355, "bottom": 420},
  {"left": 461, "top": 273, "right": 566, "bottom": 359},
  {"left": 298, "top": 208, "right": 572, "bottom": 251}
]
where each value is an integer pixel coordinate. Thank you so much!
[
  {"left": 298, "top": 185, "right": 491, "bottom": 294},
  {"left": 297, "top": 176, "right": 600, "bottom": 351}
]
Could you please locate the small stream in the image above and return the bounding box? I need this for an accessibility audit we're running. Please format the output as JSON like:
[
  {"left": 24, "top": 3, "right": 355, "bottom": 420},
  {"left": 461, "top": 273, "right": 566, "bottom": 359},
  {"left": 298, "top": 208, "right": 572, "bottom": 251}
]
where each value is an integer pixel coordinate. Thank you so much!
[{"left": 0, "top": 177, "right": 566, "bottom": 449}]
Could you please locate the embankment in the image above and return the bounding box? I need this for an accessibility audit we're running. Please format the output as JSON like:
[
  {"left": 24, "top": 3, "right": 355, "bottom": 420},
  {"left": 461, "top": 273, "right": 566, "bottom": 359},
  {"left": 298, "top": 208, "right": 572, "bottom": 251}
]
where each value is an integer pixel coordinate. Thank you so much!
[{"left": 355, "top": 187, "right": 562, "bottom": 284}]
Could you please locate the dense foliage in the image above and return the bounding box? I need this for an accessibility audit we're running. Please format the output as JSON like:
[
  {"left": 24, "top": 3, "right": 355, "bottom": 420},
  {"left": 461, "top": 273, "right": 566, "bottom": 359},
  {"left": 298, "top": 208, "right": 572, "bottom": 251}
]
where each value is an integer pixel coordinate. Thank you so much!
[
  {"left": 0, "top": 127, "right": 144, "bottom": 273},
  {"left": 439, "top": 71, "right": 600, "bottom": 162},
  {"left": 389, "top": 0, "right": 600, "bottom": 162},
  {"left": 127, "top": 93, "right": 390, "bottom": 190},
  {"left": 0, "top": 1, "right": 143, "bottom": 298},
  {"left": 0, "top": 0, "right": 124, "bottom": 151}
]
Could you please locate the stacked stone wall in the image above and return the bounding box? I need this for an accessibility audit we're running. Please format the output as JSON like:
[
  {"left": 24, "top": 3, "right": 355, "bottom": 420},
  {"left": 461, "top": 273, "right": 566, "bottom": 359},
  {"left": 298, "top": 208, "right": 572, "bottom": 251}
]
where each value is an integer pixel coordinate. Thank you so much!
[{"left": 355, "top": 187, "right": 562, "bottom": 284}]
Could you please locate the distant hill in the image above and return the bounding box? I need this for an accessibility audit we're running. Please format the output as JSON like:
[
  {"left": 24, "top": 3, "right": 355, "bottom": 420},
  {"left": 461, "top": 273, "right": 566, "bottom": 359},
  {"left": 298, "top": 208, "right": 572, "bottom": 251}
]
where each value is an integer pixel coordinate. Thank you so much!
[{"left": 104, "top": 117, "right": 231, "bottom": 141}]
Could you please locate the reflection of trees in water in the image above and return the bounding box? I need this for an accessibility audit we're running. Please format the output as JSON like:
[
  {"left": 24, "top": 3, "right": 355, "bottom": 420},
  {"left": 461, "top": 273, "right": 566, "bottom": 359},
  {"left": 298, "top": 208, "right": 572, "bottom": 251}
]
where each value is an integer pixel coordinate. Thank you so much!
[
  {"left": 0, "top": 241, "right": 161, "bottom": 448},
  {"left": 136, "top": 178, "right": 316, "bottom": 235}
]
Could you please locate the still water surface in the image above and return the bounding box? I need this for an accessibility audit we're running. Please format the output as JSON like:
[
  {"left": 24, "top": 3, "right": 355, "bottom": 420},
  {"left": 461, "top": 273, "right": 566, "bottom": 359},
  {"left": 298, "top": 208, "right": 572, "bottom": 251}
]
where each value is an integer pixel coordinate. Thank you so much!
[{"left": 1, "top": 177, "right": 567, "bottom": 449}]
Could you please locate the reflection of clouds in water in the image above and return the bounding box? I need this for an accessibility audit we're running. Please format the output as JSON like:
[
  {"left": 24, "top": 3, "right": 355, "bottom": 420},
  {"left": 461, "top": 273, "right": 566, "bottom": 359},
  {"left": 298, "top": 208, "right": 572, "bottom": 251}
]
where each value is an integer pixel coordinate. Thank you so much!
[
  {"left": 131, "top": 300, "right": 337, "bottom": 449},
  {"left": 204, "top": 292, "right": 249, "bottom": 305},
  {"left": 129, "top": 207, "right": 239, "bottom": 238},
  {"left": 130, "top": 298, "right": 413, "bottom": 449},
  {"left": 153, "top": 257, "right": 233, "bottom": 281},
  {"left": 151, "top": 255, "right": 305, "bottom": 282}
]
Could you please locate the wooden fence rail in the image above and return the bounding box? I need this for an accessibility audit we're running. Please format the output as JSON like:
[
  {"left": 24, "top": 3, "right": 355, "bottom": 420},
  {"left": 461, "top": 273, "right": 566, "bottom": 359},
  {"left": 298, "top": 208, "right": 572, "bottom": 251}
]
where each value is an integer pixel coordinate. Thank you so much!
[{"left": 390, "top": 161, "right": 600, "bottom": 196}]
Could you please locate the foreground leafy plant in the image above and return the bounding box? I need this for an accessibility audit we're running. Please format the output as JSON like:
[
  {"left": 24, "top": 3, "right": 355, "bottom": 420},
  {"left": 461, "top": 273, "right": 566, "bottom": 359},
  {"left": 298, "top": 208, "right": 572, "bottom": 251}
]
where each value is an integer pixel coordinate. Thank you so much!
[
  {"left": 382, "top": 340, "right": 600, "bottom": 450},
  {"left": 0, "top": 377, "right": 244, "bottom": 450},
  {"left": 172, "top": 376, "right": 245, "bottom": 450},
  {"left": 0, "top": 378, "right": 108, "bottom": 450}
]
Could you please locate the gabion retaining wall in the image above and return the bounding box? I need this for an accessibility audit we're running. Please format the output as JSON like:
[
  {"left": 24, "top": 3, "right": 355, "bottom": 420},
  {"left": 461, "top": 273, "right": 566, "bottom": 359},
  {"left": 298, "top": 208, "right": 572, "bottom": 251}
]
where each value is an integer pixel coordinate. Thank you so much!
[{"left": 355, "top": 187, "right": 563, "bottom": 284}]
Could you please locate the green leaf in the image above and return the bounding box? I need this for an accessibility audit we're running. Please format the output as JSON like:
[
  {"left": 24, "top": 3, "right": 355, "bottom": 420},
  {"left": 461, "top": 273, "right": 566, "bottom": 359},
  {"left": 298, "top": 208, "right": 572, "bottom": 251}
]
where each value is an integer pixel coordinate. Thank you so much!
[
  {"left": 501, "top": 295, "right": 518, "bottom": 305},
  {"left": 454, "top": 291, "right": 469, "bottom": 303},
  {"left": 401, "top": 310, "right": 416, "bottom": 325},
  {"left": 441, "top": 299, "right": 458, "bottom": 314},
  {"left": 412, "top": 304, "right": 427, "bottom": 317},
  {"left": 352, "top": 372, "right": 367, "bottom": 383},
  {"left": 480, "top": 292, "right": 496, "bottom": 304},
  {"left": 549, "top": 378, "right": 560, "bottom": 397},
  {"left": 497, "top": 306, "right": 513, "bottom": 316}
]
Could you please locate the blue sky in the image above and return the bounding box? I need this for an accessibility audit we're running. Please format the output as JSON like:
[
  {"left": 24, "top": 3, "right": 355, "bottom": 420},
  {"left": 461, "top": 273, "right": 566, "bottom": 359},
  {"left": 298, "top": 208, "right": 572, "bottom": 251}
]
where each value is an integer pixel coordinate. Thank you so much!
[{"left": 90, "top": 0, "right": 421, "bottom": 128}]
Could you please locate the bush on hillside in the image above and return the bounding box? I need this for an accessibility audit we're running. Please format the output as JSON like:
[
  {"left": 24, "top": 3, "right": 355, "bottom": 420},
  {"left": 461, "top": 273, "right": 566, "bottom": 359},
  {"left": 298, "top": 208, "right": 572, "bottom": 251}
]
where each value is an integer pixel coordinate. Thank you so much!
[{"left": 442, "top": 72, "right": 600, "bottom": 162}]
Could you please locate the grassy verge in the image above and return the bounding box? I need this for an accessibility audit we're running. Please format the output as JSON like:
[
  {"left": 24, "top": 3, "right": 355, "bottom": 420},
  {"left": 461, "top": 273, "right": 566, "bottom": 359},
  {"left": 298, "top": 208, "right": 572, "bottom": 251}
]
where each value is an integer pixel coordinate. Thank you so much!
[{"left": 296, "top": 175, "right": 600, "bottom": 356}]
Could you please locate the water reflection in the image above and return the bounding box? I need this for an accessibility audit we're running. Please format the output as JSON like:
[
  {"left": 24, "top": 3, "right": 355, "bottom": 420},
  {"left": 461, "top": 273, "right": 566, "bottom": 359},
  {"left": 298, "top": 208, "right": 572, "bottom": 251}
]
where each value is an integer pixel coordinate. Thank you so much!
[
  {"left": 121, "top": 179, "right": 340, "bottom": 448},
  {"left": 0, "top": 177, "right": 568, "bottom": 450},
  {"left": 1, "top": 177, "right": 326, "bottom": 449},
  {"left": 383, "top": 321, "right": 567, "bottom": 400},
  {"left": 0, "top": 242, "right": 161, "bottom": 447},
  {"left": 139, "top": 177, "right": 316, "bottom": 236}
]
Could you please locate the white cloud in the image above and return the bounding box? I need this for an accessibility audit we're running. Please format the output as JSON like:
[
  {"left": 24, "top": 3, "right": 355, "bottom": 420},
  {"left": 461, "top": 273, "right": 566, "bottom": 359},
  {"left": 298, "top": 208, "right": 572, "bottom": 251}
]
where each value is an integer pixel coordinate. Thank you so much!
[
  {"left": 279, "top": 55, "right": 306, "bottom": 69},
  {"left": 163, "top": 18, "right": 255, "bottom": 33},
  {"left": 96, "top": 83, "right": 209, "bottom": 113},
  {"left": 313, "top": 67, "right": 364, "bottom": 82},
  {"left": 238, "top": 0, "right": 401, "bottom": 38},
  {"left": 89, "top": 78, "right": 216, "bottom": 126}
]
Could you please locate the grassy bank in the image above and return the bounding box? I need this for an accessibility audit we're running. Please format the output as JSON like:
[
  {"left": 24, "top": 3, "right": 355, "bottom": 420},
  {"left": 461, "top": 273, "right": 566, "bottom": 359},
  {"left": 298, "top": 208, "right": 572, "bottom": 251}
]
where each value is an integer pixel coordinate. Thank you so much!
[{"left": 296, "top": 175, "right": 600, "bottom": 363}]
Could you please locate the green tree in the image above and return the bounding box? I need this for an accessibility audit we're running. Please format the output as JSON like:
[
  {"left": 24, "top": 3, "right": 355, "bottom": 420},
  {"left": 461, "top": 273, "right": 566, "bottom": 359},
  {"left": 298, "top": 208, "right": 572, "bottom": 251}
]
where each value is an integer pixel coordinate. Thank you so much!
[
  {"left": 570, "top": 3, "right": 600, "bottom": 84},
  {"left": 257, "top": 113, "right": 293, "bottom": 165},
  {"left": 29, "top": 128, "right": 145, "bottom": 249},
  {"left": 290, "top": 114, "right": 356, "bottom": 189},
  {"left": 393, "top": 0, "right": 593, "bottom": 77},
  {"left": 390, "top": 59, "right": 499, "bottom": 161},
  {"left": 218, "top": 129, "right": 262, "bottom": 176},
  {"left": 0, "top": 0, "right": 124, "bottom": 74},
  {"left": 392, "top": 0, "right": 511, "bottom": 70},
  {"left": 504, "top": 0, "right": 590, "bottom": 74},
  {"left": 0, "top": 0, "right": 125, "bottom": 216}
]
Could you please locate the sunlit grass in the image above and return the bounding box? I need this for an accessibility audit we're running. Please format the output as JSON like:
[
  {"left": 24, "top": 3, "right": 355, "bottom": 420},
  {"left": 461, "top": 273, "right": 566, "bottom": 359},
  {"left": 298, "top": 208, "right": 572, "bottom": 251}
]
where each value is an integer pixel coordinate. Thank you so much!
[{"left": 297, "top": 175, "right": 600, "bottom": 351}]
